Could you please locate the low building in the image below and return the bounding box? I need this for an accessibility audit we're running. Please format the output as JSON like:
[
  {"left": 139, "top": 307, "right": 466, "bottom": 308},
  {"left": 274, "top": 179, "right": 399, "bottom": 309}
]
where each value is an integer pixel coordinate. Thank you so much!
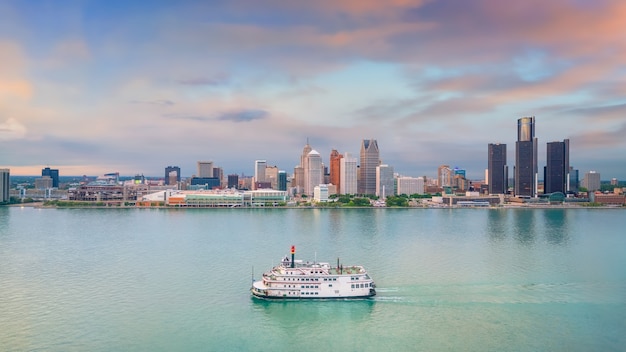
[{"left": 593, "top": 193, "right": 626, "bottom": 206}]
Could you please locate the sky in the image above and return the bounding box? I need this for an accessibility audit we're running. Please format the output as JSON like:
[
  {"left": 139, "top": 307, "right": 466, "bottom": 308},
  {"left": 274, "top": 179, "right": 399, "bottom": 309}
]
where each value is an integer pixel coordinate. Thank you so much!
[{"left": 1, "top": 0, "right": 625, "bottom": 180}]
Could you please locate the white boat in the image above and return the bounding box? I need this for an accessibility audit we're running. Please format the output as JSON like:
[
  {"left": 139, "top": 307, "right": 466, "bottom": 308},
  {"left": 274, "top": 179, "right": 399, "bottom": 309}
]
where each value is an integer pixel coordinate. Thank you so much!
[{"left": 251, "top": 246, "right": 376, "bottom": 299}]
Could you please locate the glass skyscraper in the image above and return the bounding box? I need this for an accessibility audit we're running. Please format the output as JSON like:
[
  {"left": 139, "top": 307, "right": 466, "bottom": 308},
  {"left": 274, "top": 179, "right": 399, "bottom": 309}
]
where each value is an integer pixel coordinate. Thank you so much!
[
  {"left": 358, "top": 139, "right": 379, "bottom": 195},
  {"left": 544, "top": 139, "right": 569, "bottom": 194},
  {"left": 488, "top": 143, "right": 507, "bottom": 194},
  {"left": 515, "top": 117, "right": 537, "bottom": 197}
]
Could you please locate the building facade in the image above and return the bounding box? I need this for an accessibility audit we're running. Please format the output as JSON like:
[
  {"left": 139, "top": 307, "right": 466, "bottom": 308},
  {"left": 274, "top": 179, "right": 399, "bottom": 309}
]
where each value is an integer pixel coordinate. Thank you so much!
[
  {"left": 254, "top": 160, "right": 267, "bottom": 184},
  {"left": 358, "top": 139, "right": 379, "bottom": 195},
  {"left": 340, "top": 152, "right": 358, "bottom": 195},
  {"left": 197, "top": 161, "right": 214, "bottom": 178},
  {"left": 488, "top": 143, "right": 508, "bottom": 194},
  {"left": 515, "top": 116, "right": 538, "bottom": 197},
  {"left": 42, "top": 167, "right": 59, "bottom": 188},
  {"left": 376, "top": 164, "right": 394, "bottom": 198},
  {"left": 164, "top": 166, "right": 180, "bottom": 185},
  {"left": 304, "top": 150, "right": 323, "bottom": 196},
  {"left": 0, "top": 169, "right": 9, "bottom": 203},
  {"left": 544, "top": 139, "right": 570, "bottom": 194},
  {"left": 438, "top": 165, "right": 452, "bottom": 187},
  {"left": 582, "top": 171, "right": 601, "bottom": 191},
  {"left": 329, "top": 149, "right": 342, "bottom": 194},
  {"left": 396, "top": 176, "right": 424, "bottom": 195}
]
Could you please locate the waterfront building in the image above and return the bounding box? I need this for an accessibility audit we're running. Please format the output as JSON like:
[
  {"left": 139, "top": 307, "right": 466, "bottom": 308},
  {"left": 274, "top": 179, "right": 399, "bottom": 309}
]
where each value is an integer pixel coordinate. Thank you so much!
[
  {"left": 438, "top": 165, "right": 452, "bottom": 187},
  {"left": 329, "top": 149, "right": 342, "bottom": 194},
  {"left": 213, "top": 167, "right": 224, "bottom": 187},
  {"left": 376, "top": 164, "right": 394, "bottom": 199},
  {"left": 0, "top": 168, "right": 9, "bottom": 203},
  {"left": 359, "top": 139, "right": 380, "bottom": 195},
  {"left": 164, "top": 166, "right": 180, "bottom": 185},
  {"left": 568, "top": 167, "right": 579, "bottom": 193},
  {"left": 278, "top": 170, "right": 287, "bottom": 191},
  {"left": 254, "top": 160, "right": 267, "bottom": 184},
  {"left": 515, "top": 116, "right": 538, "bottom": 197},
  {"left": 582, "top": 171, "right": 601, "bottom": 191},
  {"left": 264, "top": 165, "right": 278, "bottom": 189},
  {"left": 396, "top": 176, "right": 424, "bottom": 195},
  {"left": 313, "top": 184, "right": 329, "bottom": 202},
  {"left": 35, "top": 176, "right": 53, "bottom": 190},
  {"left": 305, "top": 150, "right": 323, "bottom": 196},
  {"left": 292, "top": 166, "right": 304, "bottom": 194},
  {"left": 197, "top": 161, "right": 214, "bottom": 178},
  {"left": 41, "top": 167, "right": 59, "bottom": 188},
  {"left": 227, "top": 174, "right": 239, "bottom": 189},
  {"left": 544, "top": 139, "right": 570, "bottom": 194},
  {"left": 189, "top": 177, "right": 221, "bottom": 190},
  {"left": 488, "top": 143, "right": 508, "bottom": 194},
  {"left": 340, "top": 152, "right": 358, "bottom": 195},
  {"left": 161, "top": 189, "right": 288, "bottom": 207}
]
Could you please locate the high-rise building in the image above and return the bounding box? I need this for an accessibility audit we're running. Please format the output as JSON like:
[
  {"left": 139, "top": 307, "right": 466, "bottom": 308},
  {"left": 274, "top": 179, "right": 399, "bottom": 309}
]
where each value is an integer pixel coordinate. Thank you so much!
[
  {"left": 305, "top": 150, "right": 323, "bottom": 196},
  {"left": 42, "top": 167, "right": 59, "bottom": 188},
  {"left": 358, "top": 139, "right": 379, "bottom": 195},
  {"left": 544, "top": 139, "right": 570, "bottom": 194},
  {"left": 197, "top": 161, "right": 213, "bottom": 178},
  {"left": 340, "top": 152, "right": 358, "bottom": 195},
  {"left": 265, "top": 165, "right": 278, "bottom": 189},
  {"left": 293, "top": 141, "right": 312, "bottom": 193},
  {"left": 278, "top": 170, "right": 287, "bottom": 191},
  {"left": 227, "top": 174, "right": 239, "bottom": 189},
  {"left": 254, "top": 160, "right": 267, "bottom": 183},
  {"left": 488, "top": 143, "right": 508, "bottom": 194},
  {"left": 376, "top": 164, "right": 394, "bottom": 198},
  {"left": 569, "top": 167, "right": 579, "bottom": 193},
  {"left": 329, "top": 149, "right": 342, "bottom": 194},
  {"left": 164, "top": 166, "right": 180, "bottom": 185},
  {"left": 437, "top": 165, "right": 452, "bottom": 187},
  {"left": 582, "top": 171, "right": 601, "bottom": 191},
  {"left": 515, "top": 116, "right": 538, "bottom": 197},
  {"left": 0, "top": 168, "right": 10, "bottom": 203},
  {"left": 397, "top": 176, "right": 424, "bottom": 196}
]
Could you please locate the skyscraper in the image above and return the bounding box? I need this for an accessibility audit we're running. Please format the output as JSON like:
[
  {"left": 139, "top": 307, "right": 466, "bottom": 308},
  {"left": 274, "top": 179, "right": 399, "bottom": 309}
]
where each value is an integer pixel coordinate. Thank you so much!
[
  {"left": 488, "top": 143, "right": 508, "bottom": 194},
  {"left": 41, "top": 167, "right": 59, "bottom": 188},
  {"left": 515, "top": 117, "right": 538, "bottom": 197},
  {"left": 376, "top": 164, "right": 394, "bottom": 198},
  {"left": 358, "top": 139, "right": 379, "bottom": 195},
  {"left": 164, "top": 166, "right": 180, "bottom": 185},
  {"left": 0, "top": 169, "right": 9, "bottom": 203},
  {"left": 305, "top": 150, "right": 323, "bottom": 196},
  {"left": 329, "top": 149, "right": 342, "bottom": 194},
  {"left": 582, "top": 171, "right": 601, "bottom": 191},
  {"left": 293, "top": 140, "right": 312, "bottom": 193},
  {"left": 254, "top": 160, "right": 267, "bottom": 183},
  {"left": 340, "top": 152, "right": 358, "bottom": 195},
  {"left": 544, "top": 139, "right": 570, "bottom": 194},
  {"left": 197, "top": 161, "right": 213, "bottom": 177},
  {"left": 278, "top": 170, "right": 287, "bottom": 191},
  {"left": 437, "top": 165, "right": 452, "bottom": 187}
]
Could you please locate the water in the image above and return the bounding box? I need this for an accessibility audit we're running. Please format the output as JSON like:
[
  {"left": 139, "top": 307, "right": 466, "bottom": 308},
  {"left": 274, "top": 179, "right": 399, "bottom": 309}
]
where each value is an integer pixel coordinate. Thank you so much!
[{"left": 1, "top": 207, "right": 625, "bottom": 351}]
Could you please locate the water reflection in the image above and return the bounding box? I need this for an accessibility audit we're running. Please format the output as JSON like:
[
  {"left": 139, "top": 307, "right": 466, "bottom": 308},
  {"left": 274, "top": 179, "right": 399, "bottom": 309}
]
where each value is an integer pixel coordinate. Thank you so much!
[
  {"left": 542, "top": 209, "right": 569, "bottom": 245},
  {"left": 512, "top": 209, "right": 536, "bottom": 245},
  {"left": 487, "top": 209, "right": 508, "bottom": 242},
  {"left": 251, "top": 297, "right": 375, "bottom": 326}
]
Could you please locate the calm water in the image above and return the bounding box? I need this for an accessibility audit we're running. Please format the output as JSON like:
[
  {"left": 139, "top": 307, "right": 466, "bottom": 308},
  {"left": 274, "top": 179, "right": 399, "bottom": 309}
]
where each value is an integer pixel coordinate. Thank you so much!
[{"left": 1, "top": 207, "right": 625, "bottom": 351}]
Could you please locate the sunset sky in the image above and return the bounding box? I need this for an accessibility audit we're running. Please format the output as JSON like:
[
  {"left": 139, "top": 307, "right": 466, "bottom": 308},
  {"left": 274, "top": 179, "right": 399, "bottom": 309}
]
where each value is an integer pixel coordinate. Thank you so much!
[{"left": 1, "top": 0, "right": 625, "bottom": 179}]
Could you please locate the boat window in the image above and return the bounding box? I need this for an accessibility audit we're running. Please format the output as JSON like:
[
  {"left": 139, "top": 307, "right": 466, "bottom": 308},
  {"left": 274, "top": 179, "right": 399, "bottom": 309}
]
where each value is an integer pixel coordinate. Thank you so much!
[{"left": 329, "top": 284, "right": 332, "bottom": 287}]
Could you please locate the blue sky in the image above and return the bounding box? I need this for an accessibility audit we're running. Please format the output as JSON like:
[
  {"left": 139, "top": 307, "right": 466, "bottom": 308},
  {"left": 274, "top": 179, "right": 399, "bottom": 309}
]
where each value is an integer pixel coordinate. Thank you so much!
[{"left": 1, "top": 0, "right": 625, "bottom": 180}]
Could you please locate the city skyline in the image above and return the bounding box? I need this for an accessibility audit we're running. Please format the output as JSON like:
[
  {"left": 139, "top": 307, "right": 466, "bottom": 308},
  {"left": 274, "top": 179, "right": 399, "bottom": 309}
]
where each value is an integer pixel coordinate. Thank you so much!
[{"left": 1, "top": 1, "right": 625, "bottom": 179}]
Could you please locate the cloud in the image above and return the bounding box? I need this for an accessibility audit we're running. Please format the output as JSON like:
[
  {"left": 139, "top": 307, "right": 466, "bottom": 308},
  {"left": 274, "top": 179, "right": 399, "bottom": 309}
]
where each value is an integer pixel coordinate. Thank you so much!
[
  {"left": 0, "top": 118, "right": 27, "bottom": 140},
  {"left": 217, "top": 109, "right": 269, "bottom": 122},
  {"left": 129, "top": 99, "right": 175, "bottom": 106},
  {"left": 177, "top": 73, "right": 230, "bottom": 86}
]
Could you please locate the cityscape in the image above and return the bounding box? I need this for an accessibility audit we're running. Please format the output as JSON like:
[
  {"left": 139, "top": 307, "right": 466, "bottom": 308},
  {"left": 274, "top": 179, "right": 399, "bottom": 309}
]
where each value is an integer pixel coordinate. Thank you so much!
[{"left": 2, "top": 116, "right": 624, "bottom": 207}]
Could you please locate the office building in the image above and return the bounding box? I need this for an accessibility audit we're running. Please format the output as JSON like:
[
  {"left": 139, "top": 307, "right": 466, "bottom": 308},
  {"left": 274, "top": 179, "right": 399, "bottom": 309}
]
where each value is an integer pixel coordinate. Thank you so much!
[
  {"left": 197, "top": 161, "right": 214, "bottom": 178},
  {"left": 42, "top": 167, "right": 59, "bottom": 188},
  {"left": 329, "top": 149, "right": 342, "bottom": 194},
  {"left": 254, "top": 160, "right": 267, "bottom": 184},
  {"left": 376, "top": 164, "right": 394, "bottom": 198},
  {"left": 358, "top": 139, "right": 379, "bottom": 195},
  {"left": 569, "top": 167, "right": 579, "bottom": 193},
  {"left": 438, "top": 165, "right": 452, "bottom": 187},
  {"left": 165, "top": 166, "right": 180, "bottom": 185},
  {"left": 0, "top": 169, "right": 9, "bottom": 203},
  {"left": 582, "top": 171, "right": 601, "bottom": 191},
  {"left": 278, "top": 171, "right": 287, "bottom": 191},
  {"left": 35, "top": 176, "right": 53, "bottom": 190},
  {"left": 488, "top": 143, "right": 508, "bottom": 194},
  {"left": 397, "top": 176, "right": 424, "bottom": 195},
  {"left": 340, "top": 152, "right": 358, "bottom": 195},
  {"left": 227, "top": 174, "right": 239, "bottom": 189},
  {"left": 304, "top": 150, "right": 323, "bottom": 196},
  {"left": 293, "top": 141, "right": 312, "bottom": 192},
  {"left": 265, "top": 165, "right": 278, "bottom": 189},
  {"left": 544, "top": 139, "right": 570, "bottom": 194},
  {"left": 515, "top": 116, "right": 538, "bottom": 197}
]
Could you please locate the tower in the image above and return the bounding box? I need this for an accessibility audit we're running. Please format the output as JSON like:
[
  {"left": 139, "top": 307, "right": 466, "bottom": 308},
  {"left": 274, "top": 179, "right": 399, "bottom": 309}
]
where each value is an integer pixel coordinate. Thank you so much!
[
  {"left": 358, "top": 139, "right": 379, "bottom": 195},
  {"left": 376, "top": 164, "right": 394, "bottom": 198},
  {"left": 515, "top": 117, "right": 538, "bottom": 197},
  {"left": 329, "top": 149, "right": 342, "bottom": 194},
  {"left": 254, "top": 160, "right": 267, "bottom": 183},
  {"left": 41, "top": 167, "right": 59, "bottom": 188},
  {"left": 305, "top": 150, "right": 323, "bottom": 196},
  {"left": 164, "top": 166, "right": 180, "bottom": 185},
  {"left": 197, "top": 161, "right": 214, "bottom": 178},
  {"left": 340, "top": 152, "right": 358, "bottom": 195},
  {"left": 488, "top": 143, "right": 508, "bottom": 194},
  {"left": 0, "top": 169, "right": 9, "bottom": 203},
  {"left": 544, "top": 139, "right": 569, "bottom": 194}
]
